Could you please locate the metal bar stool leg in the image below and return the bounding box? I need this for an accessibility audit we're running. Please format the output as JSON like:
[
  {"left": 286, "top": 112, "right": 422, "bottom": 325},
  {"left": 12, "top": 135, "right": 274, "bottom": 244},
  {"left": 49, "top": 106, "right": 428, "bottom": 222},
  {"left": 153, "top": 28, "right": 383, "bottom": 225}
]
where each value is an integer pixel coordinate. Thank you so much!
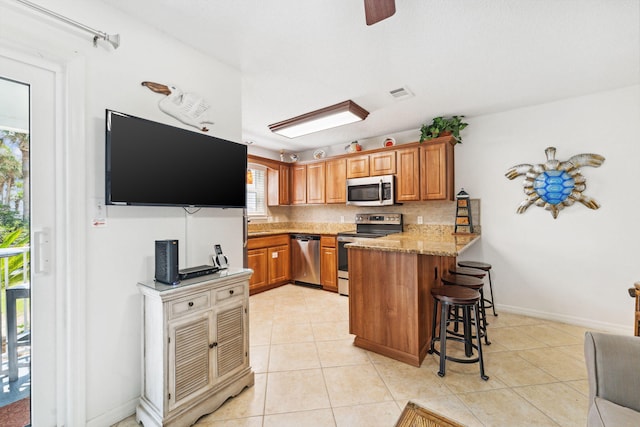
[
  {"left": 487, "top": 270, "right": 497, "bottom": 316},
  {"left": 474, "top": 303, "right": 489, "bottom": 380},
  {"left": 438, "top": 301, "right": 448, "bottom": 377}
]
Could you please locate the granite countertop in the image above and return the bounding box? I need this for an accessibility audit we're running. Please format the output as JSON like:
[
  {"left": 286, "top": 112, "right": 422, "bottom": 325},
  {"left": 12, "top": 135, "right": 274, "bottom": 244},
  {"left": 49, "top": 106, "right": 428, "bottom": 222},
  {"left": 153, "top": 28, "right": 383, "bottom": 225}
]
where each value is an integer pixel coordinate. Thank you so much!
[
  {"left": 344, "top": 232, "right": 480, "bottom": 257},
  {"left": 247, "top": 222, "right": 355, "bottom": 238}
]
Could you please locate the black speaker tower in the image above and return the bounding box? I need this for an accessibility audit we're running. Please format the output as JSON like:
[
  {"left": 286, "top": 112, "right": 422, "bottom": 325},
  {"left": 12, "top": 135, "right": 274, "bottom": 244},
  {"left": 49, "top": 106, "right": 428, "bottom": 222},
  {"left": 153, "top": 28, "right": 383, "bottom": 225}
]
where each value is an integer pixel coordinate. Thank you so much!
[{"left": 155, "top": 239, "right": 179, "bottom": 285}]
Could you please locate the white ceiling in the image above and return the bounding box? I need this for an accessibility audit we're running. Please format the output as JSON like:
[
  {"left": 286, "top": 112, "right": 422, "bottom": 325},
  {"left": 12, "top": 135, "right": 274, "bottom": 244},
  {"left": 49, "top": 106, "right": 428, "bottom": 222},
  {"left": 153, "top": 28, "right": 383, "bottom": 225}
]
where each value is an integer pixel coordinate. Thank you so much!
[{"left": 99, "top": 0, "right": 639, "bottom": 153}]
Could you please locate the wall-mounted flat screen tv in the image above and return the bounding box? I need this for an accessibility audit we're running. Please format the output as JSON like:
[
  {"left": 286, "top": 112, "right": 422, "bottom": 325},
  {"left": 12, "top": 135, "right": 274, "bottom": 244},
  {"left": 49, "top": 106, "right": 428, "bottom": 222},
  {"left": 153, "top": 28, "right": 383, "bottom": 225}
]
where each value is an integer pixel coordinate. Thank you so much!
[{"left": 106, "top": 110, "right": 247, "bottom": 208}]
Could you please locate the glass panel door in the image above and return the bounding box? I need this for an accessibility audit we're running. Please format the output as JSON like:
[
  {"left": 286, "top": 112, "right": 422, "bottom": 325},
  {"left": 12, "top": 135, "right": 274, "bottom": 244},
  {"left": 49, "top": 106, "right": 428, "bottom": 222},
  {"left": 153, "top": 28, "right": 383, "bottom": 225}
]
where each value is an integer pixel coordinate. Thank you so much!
[{"left": 0, "top": 77, "right": 31, "bottom": 426}]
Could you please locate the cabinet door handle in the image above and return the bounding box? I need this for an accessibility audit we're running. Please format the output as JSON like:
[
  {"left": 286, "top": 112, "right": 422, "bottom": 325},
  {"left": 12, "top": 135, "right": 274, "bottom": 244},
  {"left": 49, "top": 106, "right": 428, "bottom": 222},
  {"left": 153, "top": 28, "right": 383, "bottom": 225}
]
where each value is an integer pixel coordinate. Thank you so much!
[
  {"left": 188, "top": 301, "right": 194, "bottom": 307},
  {"left": 209, "top": 342, "right": 217, "bottom": 349},
  {"left": 229, "top": 289, "right": 234, "bottom": 295}
]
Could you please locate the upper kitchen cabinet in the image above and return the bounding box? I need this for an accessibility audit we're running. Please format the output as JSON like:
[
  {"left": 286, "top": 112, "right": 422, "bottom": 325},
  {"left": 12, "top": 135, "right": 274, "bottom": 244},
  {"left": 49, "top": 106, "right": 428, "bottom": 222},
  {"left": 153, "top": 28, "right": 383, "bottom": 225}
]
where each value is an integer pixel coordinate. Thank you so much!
[
  {"left": 267, "top": 164, "right": 291, "bottom": 206},
  {"left": 346, "top": 151, "right": 396, "bottom": 178},
  {"left": 346, "top": 155, "right": 369, "bottom": 178},
  {"left": 395, "top": 147, "right": 420, "bottom": 202},
  {"left": 325, "top": 158, "right": 347, "bottom": 204},
  {"left": 306, "top": 162, "right": 326, "bottom": 204},
  {"left": 370, "top": 151, "right": 396, "bottom": 176},
  {"left": 420, "top": 139, "right": 455, "bottom": 201},
  {"left": 291, "top": 164, "right": 307, "bottom": 205}
]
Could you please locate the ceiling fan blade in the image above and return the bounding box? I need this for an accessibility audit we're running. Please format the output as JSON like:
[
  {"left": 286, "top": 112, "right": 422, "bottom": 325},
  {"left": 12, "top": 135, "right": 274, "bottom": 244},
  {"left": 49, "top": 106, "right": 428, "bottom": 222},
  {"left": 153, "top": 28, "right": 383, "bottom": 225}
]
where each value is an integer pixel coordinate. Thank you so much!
[{"left": 364, "top": 0, "right": 396, "bottom": 26}]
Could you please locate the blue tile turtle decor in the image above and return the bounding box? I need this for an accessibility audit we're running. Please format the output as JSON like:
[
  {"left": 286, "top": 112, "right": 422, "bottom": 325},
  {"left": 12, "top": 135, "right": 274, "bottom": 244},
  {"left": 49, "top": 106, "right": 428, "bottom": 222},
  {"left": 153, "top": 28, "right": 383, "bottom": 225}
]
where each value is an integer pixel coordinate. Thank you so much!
[{"left": 505, "top": 147, "right": 605, "bottom": 218}]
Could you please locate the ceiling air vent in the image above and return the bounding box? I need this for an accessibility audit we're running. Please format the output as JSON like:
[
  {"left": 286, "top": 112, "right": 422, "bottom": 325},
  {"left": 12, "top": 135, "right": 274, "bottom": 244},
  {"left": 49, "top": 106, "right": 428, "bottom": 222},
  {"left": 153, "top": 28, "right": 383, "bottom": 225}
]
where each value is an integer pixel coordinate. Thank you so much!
[{"left": 388, "top": 86, "right": 414, "bottom": 100}]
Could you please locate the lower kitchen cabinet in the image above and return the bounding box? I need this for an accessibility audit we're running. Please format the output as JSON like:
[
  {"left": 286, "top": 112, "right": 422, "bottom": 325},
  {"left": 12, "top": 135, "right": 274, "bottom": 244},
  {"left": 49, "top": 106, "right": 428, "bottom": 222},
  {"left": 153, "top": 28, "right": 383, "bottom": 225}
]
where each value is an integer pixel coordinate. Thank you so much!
[
  {"left": 320, "top": 236, "right": 338, "bottom": 292},
  {"left": 246, "top": 248, "right": 267, "bottom": 291},
  {"left": 247, "top": 234, "right": 291, "bottom": 294},
  {"left": 268, "top": 244, "right": 290, "bottom": 285},
  {"left": 136, "top": 270, "right": 254, "bottom": 427}
]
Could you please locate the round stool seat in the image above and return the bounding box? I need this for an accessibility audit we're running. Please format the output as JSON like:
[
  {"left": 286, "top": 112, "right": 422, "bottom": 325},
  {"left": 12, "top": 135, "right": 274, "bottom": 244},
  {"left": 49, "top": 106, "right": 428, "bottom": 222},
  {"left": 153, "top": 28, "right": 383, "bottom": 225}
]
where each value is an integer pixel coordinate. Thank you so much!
[
  {"left": 449, "top": 266, "right": 486, "bottom": 279},
  {"left": 458, "top": 261, "right": 492, "bottom": 271},
  {"left": 431, "top": 285, "right": 479, "bottom": 305},
  {"left": 441, "top": 273, "right": 484, "bottom": 290}
]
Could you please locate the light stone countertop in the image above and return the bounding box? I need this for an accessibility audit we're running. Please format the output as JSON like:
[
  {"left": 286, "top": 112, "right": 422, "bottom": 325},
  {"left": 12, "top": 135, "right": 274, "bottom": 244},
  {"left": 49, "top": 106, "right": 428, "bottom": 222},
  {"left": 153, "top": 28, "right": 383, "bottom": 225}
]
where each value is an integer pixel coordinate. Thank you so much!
[
  {"left": 247, "top": 222, "right": 355, "bottom": 237},
  {"left": 344, "top": 232, "right": 480, "bottom": 257}
]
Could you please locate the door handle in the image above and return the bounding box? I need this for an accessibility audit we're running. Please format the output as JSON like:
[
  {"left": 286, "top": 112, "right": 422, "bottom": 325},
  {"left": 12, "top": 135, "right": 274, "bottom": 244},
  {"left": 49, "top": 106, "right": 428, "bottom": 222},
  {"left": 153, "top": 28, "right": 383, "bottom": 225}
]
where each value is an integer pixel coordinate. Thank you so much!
[{"left": 33, "top": 228, "right": 51, "bottom": 275}]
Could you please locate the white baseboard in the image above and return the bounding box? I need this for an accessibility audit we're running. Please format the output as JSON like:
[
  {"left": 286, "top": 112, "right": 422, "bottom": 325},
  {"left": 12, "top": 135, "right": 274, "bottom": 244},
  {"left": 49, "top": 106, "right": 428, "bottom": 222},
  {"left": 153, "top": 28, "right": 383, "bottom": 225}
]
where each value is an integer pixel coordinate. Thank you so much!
[
  {"left": 86, "top": 396, "right": 137, "bottom": 427},
  {"left": 496, "top": 304, "right": 632, "bottom": 336}
]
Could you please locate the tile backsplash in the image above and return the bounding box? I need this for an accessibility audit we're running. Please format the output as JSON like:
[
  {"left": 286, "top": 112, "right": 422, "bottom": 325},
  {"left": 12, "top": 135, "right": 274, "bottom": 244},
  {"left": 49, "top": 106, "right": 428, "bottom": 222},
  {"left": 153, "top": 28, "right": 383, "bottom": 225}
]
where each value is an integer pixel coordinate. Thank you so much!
[{"left": 255, "top": 199, "right": 481, "bottom": 229}]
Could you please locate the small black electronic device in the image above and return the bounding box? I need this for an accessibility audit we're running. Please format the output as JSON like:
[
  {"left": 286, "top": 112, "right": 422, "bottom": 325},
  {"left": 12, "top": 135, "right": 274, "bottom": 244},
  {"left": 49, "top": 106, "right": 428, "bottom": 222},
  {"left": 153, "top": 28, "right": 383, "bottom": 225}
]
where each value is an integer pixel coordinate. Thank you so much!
[
  {"left": 178, "top": 264, "right": 219, "bottom": 280},
  {"left": 213, "top": 244, "right": 229, "bottom": 269},
  {"left": 155, "top": 240, "right": 179, "bottom": 285}
]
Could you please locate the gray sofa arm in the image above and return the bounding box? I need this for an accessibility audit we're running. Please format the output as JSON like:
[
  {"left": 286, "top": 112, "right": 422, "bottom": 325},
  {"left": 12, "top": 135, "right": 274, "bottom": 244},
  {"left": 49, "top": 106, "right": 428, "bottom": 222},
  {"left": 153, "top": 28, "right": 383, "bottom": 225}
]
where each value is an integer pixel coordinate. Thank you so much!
[{"left": 584, "top": 331, "right": 640, "bottom": 426}]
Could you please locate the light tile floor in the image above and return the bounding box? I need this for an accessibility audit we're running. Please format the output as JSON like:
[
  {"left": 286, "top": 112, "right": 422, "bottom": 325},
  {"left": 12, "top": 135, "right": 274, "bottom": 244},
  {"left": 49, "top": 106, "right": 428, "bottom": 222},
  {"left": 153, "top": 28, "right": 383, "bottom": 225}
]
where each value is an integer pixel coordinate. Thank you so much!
[{"left": 115, "top": 284, "right": 596, "bottom": 427}]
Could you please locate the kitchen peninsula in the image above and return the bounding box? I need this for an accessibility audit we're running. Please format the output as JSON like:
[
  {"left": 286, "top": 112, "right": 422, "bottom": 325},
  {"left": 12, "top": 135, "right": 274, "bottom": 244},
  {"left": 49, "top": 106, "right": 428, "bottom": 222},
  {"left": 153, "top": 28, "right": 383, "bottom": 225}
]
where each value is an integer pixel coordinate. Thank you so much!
[{"left": 346, "top": 231, "right": 479, "bottom": 367}]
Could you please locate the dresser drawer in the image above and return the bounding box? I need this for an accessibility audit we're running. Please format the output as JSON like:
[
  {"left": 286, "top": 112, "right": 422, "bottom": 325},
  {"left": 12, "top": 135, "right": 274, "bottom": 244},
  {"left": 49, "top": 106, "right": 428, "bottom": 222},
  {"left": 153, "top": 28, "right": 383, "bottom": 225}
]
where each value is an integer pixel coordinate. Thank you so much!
[
  {"left": 215, "top": 284, "right": 245, "bottom": 303},
  {"left": 169, "top": 292, "right": 211, "bottom": 319}
]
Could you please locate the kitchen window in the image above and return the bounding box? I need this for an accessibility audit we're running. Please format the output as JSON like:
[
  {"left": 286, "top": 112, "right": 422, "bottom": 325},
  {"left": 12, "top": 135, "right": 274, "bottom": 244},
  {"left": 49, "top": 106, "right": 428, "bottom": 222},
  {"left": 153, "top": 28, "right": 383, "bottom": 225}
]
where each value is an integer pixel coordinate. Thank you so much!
[{"left": 246, "top": 164, "right": 266, "bottom": 217}]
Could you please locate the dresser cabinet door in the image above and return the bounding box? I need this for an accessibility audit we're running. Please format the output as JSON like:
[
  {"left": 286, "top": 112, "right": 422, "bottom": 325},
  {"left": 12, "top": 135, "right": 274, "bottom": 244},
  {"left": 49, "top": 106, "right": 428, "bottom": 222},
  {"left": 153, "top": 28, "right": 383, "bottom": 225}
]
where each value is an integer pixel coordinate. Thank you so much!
[
  {"left": 213, "top": 301, "right": 247, "bottom": 382},
  {"left": 167, "top": 310, "right": 214, "bottom": 411}
]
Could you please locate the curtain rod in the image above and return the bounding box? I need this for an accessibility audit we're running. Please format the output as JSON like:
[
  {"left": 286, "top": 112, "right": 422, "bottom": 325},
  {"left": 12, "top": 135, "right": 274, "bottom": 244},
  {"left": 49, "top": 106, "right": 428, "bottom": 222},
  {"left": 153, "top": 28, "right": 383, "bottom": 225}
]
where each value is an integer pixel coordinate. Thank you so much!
[{"left": 15, "top": 0, "right": 120, "bottom": 49}]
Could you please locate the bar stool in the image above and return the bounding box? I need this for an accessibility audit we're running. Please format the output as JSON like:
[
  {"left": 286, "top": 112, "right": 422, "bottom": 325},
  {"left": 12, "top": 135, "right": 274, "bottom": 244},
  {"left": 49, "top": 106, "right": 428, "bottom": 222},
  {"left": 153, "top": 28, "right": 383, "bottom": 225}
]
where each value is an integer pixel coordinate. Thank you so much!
[
  {"left": 458, "top": 261, "right": 497, "bottom": 316},
  {"left": 428, "top": 285, "right": 489, "bottom": 380},
  {"left": 441, "top": 273, "right": 490, "bottom": 345}
]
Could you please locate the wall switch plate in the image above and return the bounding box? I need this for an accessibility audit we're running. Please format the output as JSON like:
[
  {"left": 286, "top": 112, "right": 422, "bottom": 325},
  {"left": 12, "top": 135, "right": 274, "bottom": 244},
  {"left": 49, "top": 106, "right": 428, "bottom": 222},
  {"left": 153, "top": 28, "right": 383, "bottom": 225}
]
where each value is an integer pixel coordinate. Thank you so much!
[
  {"left": 340, "top": 216, "right": 345, "bottom": 223},
  {"left": 92, "top": 198, "right": 107, "bottom": 227},
  {"left": 417, "top": 216, "right": 423, "bottom": 224}
]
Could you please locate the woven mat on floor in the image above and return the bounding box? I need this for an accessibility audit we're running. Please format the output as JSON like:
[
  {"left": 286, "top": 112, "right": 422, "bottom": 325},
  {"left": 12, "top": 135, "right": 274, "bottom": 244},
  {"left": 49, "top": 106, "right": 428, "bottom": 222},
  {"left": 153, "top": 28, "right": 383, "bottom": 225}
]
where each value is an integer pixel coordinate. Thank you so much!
[
  {"left": 0, "top": 397, "right": 30, "bottom": 427},
  {"left": 395, "top": 401, "right": 465, "bottom": 427}
]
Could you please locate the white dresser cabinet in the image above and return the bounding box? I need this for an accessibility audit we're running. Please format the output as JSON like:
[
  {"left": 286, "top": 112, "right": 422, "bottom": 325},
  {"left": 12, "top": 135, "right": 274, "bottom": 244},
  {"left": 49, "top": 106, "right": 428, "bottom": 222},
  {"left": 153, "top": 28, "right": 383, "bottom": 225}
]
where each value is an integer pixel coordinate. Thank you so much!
[{"left": 136, "top": 269, "right": 254, "bottom": 427}]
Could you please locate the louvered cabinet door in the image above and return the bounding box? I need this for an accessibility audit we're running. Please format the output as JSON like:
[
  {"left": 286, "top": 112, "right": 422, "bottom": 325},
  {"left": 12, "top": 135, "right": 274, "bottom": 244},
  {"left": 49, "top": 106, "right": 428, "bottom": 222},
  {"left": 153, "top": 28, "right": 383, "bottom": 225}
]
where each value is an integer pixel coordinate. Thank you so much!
[
  {"left": 213, "top": 302, "right": 248, "bottom": 383},
  {"left": 167, "top": 310, "right": 214, "bottom": 411}
]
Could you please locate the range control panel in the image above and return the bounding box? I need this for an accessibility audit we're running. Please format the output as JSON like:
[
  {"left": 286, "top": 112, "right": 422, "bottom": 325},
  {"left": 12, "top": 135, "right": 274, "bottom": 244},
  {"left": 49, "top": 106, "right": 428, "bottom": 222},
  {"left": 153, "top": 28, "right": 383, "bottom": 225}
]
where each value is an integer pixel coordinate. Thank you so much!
[{"left": 355, "top": 213, "right": 402, "bottom": 225}]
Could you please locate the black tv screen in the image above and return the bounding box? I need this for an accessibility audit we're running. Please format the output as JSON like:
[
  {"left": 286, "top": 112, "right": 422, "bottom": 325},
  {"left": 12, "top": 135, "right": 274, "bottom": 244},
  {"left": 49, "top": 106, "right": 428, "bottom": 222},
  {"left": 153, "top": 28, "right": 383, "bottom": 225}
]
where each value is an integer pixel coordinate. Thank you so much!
[{"left": 106, "top": 110, "right": 247, "bottom": 208}]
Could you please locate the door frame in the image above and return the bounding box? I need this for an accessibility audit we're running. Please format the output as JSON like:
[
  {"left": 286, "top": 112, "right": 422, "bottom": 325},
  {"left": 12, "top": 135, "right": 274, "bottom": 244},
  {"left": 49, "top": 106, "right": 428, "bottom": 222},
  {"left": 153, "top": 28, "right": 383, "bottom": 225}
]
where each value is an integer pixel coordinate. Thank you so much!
[{"left": 0, "top": 45, "right": 87, "bottom": 426}]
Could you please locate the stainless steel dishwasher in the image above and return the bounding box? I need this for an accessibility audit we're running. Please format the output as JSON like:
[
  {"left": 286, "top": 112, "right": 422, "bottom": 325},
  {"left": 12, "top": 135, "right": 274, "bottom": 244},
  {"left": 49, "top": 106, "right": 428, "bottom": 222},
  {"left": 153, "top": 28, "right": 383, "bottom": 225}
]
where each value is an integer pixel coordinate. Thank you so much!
[{"left": 291, "top": 234, "right": 321, "bottom": 287}]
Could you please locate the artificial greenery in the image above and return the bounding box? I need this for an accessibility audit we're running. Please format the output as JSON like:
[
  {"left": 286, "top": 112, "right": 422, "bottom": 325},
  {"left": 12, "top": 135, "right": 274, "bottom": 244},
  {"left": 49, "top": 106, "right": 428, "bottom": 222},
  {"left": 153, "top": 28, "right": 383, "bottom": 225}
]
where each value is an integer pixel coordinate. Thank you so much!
[{"left": 419, "top": 115, "right": 468, "bottom": 144}]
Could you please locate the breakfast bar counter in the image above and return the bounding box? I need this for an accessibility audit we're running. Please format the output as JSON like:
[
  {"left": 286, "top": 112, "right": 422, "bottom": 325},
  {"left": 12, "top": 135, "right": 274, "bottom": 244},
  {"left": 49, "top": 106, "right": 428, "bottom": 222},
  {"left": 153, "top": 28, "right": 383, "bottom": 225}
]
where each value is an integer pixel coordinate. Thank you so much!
[
  {"left": 346, "top": 232, "right": 480, "bottom": 367},
  {"left": 344, "top": 231, "right": 479, "bottom": 256}
]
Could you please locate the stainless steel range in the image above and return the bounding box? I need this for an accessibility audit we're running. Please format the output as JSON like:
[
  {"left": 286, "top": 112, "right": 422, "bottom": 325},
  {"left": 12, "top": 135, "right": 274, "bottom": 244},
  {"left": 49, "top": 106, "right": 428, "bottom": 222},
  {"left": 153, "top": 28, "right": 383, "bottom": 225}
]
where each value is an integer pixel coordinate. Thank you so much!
[{"left": 337, "top": 213, "right": 403, "bottom": 296}]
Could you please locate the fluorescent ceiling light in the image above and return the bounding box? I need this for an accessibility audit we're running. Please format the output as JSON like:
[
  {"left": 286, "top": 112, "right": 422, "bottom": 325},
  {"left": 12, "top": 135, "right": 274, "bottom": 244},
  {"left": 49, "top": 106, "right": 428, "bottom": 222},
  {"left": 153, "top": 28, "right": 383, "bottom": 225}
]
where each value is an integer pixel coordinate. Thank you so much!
[{"left": 268, "top": 100, "right": 369, "bottom": 138}]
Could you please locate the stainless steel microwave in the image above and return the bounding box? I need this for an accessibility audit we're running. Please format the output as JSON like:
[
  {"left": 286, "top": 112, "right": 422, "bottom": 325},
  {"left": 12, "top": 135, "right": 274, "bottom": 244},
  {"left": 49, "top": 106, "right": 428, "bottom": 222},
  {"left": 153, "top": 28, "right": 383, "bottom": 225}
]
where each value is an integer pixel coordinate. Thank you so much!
[{"left": 346, "top": 175, "right": 395, "bottom": 206}]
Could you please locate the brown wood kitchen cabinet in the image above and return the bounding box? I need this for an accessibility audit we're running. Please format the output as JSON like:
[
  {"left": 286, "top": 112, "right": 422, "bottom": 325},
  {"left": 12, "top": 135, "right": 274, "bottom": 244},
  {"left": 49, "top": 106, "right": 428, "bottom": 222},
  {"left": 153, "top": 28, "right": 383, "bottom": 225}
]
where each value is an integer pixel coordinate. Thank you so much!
[
  {"left": 247, "top": 234, "right": 290, "bottom": 294},
  {"left": 395, "top": 147, "right": 420, "bottom": 202},
  {"left": 267, "top": 164, "right": 290, "bottom": 206},
  {"left": 306, "top": 162, "right": 326, "bottom": 204},
  {"left": 420, "top": 139, "right": 455, "bottom": 201},
  {"left": 346, "top": 155, "right": 369, "bottom": 178},
  {"left": 369, "top": 151, "right": 396, "bottom": 176},
  {"left": 320, "top": 236, "right": 338, "bottom": 292},
  {"left": 291, "top": 164, "right": 307, "bottom": 205},
  {"left": 246, "top": 248, "right": 268, "bottom": 292},
  {"left": 325, "top": 158, "right": 347, "bottom": 204},
  {"left": 348, "top": 247, "right": 457, "bottom": 367}
]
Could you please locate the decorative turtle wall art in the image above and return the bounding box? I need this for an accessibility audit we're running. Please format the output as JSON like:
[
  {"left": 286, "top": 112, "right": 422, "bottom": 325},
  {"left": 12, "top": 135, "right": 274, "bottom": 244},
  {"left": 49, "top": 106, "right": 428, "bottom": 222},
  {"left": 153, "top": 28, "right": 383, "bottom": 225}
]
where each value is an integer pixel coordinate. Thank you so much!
[{"left": 505, "top": 147, "right": 605, "bottom": 219}]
